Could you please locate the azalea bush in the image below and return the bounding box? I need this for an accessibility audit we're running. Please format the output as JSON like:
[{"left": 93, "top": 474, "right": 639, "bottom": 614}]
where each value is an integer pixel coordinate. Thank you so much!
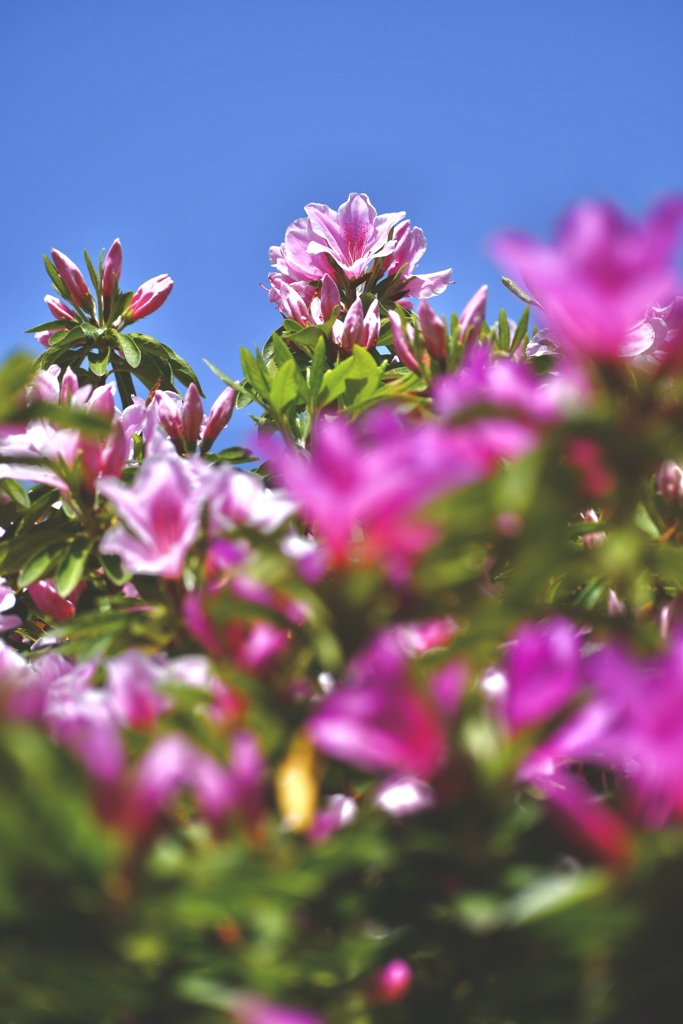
[{"left": 2, "top": 192, "right": 683, "bottom": 1022}]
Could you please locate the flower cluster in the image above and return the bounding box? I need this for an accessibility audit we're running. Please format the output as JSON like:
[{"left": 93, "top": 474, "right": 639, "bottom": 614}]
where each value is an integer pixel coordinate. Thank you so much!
[{"left": 4, "top": 194, "right": 683, "bottom": 1023}]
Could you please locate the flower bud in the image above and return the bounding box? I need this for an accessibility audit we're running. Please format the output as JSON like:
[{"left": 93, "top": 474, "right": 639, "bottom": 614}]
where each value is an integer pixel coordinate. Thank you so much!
[
  {"left": 102, "top": 238, "right": 123, "bottom": 298},
  {"left": 125, "top": 274, "right": 173, "bottom": 321},
  {"left": 370, "top": 959, "right": 413, "bottom": 1004},
  {"left": 459, "top": 284, "right": 488, "bottom": 347},
  {"left": 201, "top": 386, "right": 237, "bottom": 452},
  {"left": 44, "top": 294, "right": 76, "bottom": 322},
  {"left": 418, "top": 299, "right": 446, "bottom": 359},
  {"left": 182, "top": 383, "right": 204, "bottom": 449},
  {"left": 657, "top": 459, "right": 683, "bottom": 502},
  {"left": 51, "top": 248, "right": 91, "bottom": 308}
]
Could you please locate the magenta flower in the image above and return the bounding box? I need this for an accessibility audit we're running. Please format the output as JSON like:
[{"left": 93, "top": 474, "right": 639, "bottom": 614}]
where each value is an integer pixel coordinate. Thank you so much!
[
  {"left": 306, "top": 634, "right": 446, "bottom": 778},
  {"left": 124, "top": 273, "right": 173, "bottom": 322},
  {"left": 99, "top": 454, "right": 204, "bottom": 578},
  {"left": 233, "top": 995, "right": 325, "bottom": 1024},
  {"left": 491, "top": 197, "right": 683, "bottom": 359},
  {"left": 502, "top": 617, "right": 583, "bottom": 732}
]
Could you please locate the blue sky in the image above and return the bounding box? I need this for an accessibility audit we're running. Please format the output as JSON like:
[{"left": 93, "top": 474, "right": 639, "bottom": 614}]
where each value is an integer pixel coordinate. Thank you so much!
[{"left": 3, "top": 1, "right": 682, "bottom": 436}]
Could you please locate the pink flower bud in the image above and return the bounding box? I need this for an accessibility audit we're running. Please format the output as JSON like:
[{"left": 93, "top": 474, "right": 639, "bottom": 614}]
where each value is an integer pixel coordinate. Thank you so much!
[
  {"left": 44, "top": 294, "right": 76, "bottom": 322},
  {"left": 182, "top": 383, "right": 204, "bottom": 449},
  {"left": 657, "top": 459, "right": 683, "bottom": 502},
  {"left": 418, "top": 299, "right": 447, "bottom": 359},
  {"left": 201, "top": 386, "right": 237, "bottom": 452},
  {"left": 125, "top": 274, "right": 173, "bottom": 321},
  {"left": 102, "top": 238, "right": 123, "bottom": 298},
  {"left": 459, "top": 284, "right": 488, "bottom": 347},
  {"left": 51, "top": 248, "right": 91, "bottom": 307},
  {"left": 388, "top": 309, "right": 420, "bottom": 372},
  {"left": 370, "top": 959, "right": 413, "bottom": 1004},
  {"left": 27, "top": 579, "right": 79, "bottom": 621}
]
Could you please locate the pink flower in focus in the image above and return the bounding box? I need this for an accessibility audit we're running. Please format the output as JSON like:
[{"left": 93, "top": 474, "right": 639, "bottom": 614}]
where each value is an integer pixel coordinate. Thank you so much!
[
  {"left": 124, "top": 273, "right": 173, "bottom": 322},
  {"left": 301, "top": 193, "right": 405, "bottom": 279},
  {"left": 491, "top": 197, "right": 683, "bottom": 359}
]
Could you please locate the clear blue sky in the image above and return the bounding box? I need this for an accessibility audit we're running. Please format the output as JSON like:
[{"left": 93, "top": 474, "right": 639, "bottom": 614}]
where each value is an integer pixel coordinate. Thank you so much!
[{"left": 3, "top": 1, "right": 682, "bottom": 434}]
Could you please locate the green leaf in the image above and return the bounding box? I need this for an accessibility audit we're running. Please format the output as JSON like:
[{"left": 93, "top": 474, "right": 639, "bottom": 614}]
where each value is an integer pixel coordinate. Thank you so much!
[
  {"left": 0, "top": 479, "right": 30, "bottom": 509},
  {"left": 43, "top": 254, "right": 71, "bottom": 302},
  {"left": 25, "top": 319, "right": 77, "bottom": 335},
  {"left": 497, "top": 309, "right": 511, "bottom": 351},
  {"left": 118, "top": 334, "right": 142, "bottom": 369},
  {"left": 269, "top": 359, "right": 304, "bottom": 414},
  {"left": 511, "top": 305, "right": 530, "bottom": 351},
  {"left": 240, "top": 348, "right": 270, "bottom": 398},
  {"left": 270, "top": 333, "right": 295, "bottom": 369},
  {"left": 83, "top": 249, "right": 100, "bottom": 294},
  {"left": 55, "top": 536, "right": 93, "bottom": 597},
  {"left": 18, "top": 543, "right": 64, "bottom": 588},
  {"left": 87, "top": 349, "right": 110, "bottom": 376},
  {"left": 308, "top": 336, "right": 328, "bottom": 405}
]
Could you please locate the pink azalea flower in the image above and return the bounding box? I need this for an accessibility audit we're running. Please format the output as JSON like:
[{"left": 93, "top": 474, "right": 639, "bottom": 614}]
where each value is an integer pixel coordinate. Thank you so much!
[
  {"left": 272, "top": 410, "right": 496, "bottom": 573},
  {"left": 99, "top": 454, "right": 204, "bottom": 578},
  {"left": 491, "top": 197, "right": 683, "bottom": 359},
  {"left": 124, "top": 732, "right": 236, "bottom": 831},
  {"left": 306, "top": 634, "right": 447, "bottom": 778},
  {"left": 300, "top": 192, "right": 405, "bottom": 280}
]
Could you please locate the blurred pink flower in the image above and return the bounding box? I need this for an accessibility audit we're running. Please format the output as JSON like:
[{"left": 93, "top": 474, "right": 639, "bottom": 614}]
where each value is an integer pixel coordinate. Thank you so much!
[
  {"left": 491, "top": 197, "right": 683, "bottom": 359},
  {"left": 306, "top": 634, "right": 446, "bottom": 778},
  {"left": 99, "top": 454, "right": 204, "bottom": 578}
]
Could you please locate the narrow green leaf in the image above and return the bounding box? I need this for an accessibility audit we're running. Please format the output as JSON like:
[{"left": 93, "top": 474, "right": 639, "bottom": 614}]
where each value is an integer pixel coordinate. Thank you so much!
[
  {"left": 511, "top": 305, "right": 530, "bottom": 351},
  {"left": 0, "top": 479, "right": 31, "bottom": 509},
  {"left": 18, "top": 544, "right": 63, "bottom": 588},
  {"left": 55, "top": 536, "right": 92, "bottom": 597},
  {"left": 308, "top": 336, "right": 328, "bottom": 405},
  {"left": 25, "top": 319, "right": 76, "bottom": 335},
  {"left": 240, "top": 348, "right": 269, "bottom": 398},
  {"left": 83, "top": 249, "right": 100, "bottom": 293},
  {"left": 43, "top": 254, "right": 71, "bottom": 301},
  {"left": 497, "top": 309, "right": 510, "bottom": 351}
]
